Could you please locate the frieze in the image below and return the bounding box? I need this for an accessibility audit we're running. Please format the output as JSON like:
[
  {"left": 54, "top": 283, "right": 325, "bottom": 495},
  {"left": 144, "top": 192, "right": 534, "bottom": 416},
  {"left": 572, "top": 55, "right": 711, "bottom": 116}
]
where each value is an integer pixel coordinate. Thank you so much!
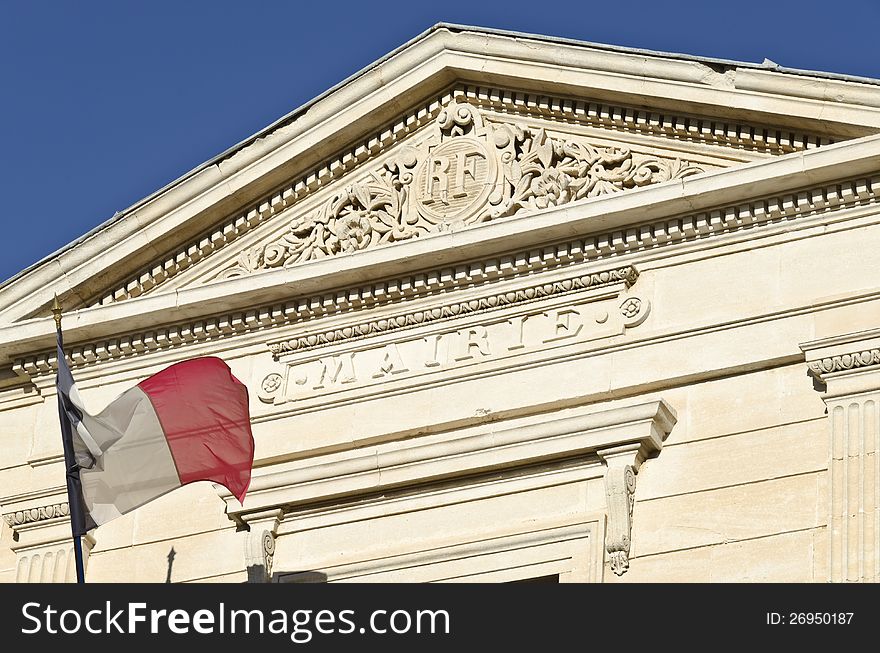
[
  {"left": 267, "top": 266, "right": 638, "bottom": 357},
  {"left": 3, "top": 502, "right": 69, "bottom": 528},
  {"left": 257, "top": 291, "right": 650, "bottom": 406}
]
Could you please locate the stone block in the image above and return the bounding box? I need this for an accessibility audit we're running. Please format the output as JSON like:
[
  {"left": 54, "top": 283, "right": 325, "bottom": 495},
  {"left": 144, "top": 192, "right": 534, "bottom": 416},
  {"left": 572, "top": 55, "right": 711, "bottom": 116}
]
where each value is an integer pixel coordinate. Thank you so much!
[
  {"left": 636, "top": 418, "right": 827, "bottom": 500},
  {"left": 630, "top": 473, "right": 823, "bottom": 557}
]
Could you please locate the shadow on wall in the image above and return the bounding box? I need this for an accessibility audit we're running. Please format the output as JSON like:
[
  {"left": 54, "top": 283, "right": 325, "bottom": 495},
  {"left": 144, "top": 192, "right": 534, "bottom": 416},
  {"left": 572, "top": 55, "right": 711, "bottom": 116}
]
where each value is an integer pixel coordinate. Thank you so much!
[
  {"left": 162, "top": 545, "right": 329, "bottom": 583},
  {"left": 166, "top": 547, "right": 175, "bottom": 583},
  {"left": 269, "top": 570, "right": 329, "bottom": 583}
]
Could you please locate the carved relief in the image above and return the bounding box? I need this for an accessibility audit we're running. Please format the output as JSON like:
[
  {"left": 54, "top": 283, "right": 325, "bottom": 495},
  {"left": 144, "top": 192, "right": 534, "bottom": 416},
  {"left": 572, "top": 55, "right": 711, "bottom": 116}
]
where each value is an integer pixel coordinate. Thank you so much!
[
  {"left": 620, "top": 297, "right": 650, "bottom": 328},
  {"left": 220, "top": 101, "right": 704, "bottom": 277},
  {"left": 597, "top": 445, "right": 647, "bottom": 577},
  {"left": 4, "top": 501, "right": 97, "bottom": 583},
  {"left": 241, "top": 509, "right": 282, "bottom": 583},
  {"left": 244, "top": 529, "right": 276, "bottom": 584},
  {"left": 258, "top": 278, "right": 649, "bottom": 407},
  {"left": 267, "top": 266, "right": 639, "bottom": 358},
  {"left": 3, "top": 502, "right": 69, "bottom": 527},
  {"left": 807, "top": 349, "right": 880, "bottom": 379},
  {"left": 79, "top": 79, "right": 838, "bottom": 311},
  {"left": 603, "top": 464, "right": 637, "bottom": 576}
]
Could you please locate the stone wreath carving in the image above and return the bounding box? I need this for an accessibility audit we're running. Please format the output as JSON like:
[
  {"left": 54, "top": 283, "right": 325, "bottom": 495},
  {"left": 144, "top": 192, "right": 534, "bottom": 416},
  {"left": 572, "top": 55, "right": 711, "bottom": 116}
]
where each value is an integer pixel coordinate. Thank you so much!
[{"left": 222, "top": 101, "right": 705, "bottom": 277}]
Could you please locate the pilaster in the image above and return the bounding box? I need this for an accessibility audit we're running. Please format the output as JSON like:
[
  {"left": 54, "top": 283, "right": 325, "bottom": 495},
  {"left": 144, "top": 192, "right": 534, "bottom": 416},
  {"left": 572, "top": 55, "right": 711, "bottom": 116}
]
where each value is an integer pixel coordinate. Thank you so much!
[
  {"left": 802, "top": 329, "right": 880, "bottom": 582},
  {"left": 2, "top": 493, "right": 95, "bottom": 583}
]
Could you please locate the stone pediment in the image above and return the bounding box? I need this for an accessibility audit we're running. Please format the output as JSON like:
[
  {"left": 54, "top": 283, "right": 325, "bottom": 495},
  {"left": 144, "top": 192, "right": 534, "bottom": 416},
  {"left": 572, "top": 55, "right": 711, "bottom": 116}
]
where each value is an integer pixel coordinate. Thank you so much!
[
  {"left": 65, "top": 88, "right": 840, "bottom": 309},
  {"left": 160, "top": 95, "right": 717, "bottom": 291},
  {"left": 2, "top": 23, "right": 880, "bottom": 334}
]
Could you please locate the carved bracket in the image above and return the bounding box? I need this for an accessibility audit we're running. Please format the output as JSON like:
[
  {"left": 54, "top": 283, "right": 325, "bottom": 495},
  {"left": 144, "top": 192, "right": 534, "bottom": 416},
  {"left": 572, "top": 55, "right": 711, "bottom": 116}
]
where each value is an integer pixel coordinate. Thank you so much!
[
  {"left": 241, "top": 509, "right": 283, "bottom": 583},
  {"left": 597, "top": 443, "right": 650, "bottom": 576}
]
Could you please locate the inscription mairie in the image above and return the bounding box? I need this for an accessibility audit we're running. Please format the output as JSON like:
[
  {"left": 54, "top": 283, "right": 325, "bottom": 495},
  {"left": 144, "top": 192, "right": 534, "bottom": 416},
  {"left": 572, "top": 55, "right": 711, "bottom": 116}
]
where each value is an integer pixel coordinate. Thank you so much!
[{"left": 258, "top": 295, "right": 649, "bottom": 405}]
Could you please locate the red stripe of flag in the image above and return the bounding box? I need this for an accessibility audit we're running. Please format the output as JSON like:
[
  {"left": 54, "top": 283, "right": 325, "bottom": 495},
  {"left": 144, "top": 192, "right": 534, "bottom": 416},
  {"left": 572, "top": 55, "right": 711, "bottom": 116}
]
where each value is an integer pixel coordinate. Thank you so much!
[{"left": 138, "top": 357, "right": 254, "bottom": 503}]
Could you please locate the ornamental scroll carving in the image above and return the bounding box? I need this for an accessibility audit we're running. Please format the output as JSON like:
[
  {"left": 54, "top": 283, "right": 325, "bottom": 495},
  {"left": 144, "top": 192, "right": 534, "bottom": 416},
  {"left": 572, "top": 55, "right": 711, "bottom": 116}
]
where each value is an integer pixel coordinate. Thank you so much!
[
  {"left": 603, "top": 464, "right": 636, "bottom": 576},
  {"left": 245, "top": 529, "right": 276, "bottom": 584},
  {"left": 221, "top": 101, "right": 705, "bottom": 278},
  {"left": 598, "top": 445, "right": 647, "bottom": 577}
]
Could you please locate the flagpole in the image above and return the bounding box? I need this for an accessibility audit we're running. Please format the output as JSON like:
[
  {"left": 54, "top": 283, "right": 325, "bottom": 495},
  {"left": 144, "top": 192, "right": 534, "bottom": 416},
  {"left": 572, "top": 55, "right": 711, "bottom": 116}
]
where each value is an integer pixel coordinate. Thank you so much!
[{"left": 53, "top": 295, "right": 86, "bottom": 584}]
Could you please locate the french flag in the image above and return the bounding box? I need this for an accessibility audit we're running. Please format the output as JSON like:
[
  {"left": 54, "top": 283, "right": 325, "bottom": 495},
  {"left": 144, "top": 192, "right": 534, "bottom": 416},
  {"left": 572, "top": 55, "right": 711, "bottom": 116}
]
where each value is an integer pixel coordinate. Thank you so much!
[{"left": 57, "top": 348, "right": 255, "bottom": 534}]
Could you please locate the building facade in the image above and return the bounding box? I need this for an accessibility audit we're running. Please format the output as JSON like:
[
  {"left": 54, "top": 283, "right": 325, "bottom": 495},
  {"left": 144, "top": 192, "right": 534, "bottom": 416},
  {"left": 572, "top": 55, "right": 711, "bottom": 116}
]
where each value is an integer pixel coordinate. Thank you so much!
[{"left": 2, "top": 25, "right": 880, "bottom": 583}]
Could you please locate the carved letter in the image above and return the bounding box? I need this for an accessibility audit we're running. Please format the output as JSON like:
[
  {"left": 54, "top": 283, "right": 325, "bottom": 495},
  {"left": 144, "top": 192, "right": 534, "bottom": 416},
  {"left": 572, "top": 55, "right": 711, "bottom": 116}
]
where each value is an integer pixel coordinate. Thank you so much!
[
  {"left": 423, "top": 156, "right": 450, "bottom": 205},
  {"left": 542, "top": 309, "right": 583, "bottom": 343},
  {"left": 312, "top": 354, "right": 357, "bottom": 390},
  {"left": 452, "top": 151, "right": 479, "bottom": 198},
  {"left": 372, "top": 345, "right": 409, "bottom": 378},
  {"left": 451, "top": 326, "right": 491, "bottom": 362},
  {"left": 424, "top": 334, "right": 444, "bottom": 368},
  {"left": 507, "top": 315, "right": 529, "bottom": 351}
]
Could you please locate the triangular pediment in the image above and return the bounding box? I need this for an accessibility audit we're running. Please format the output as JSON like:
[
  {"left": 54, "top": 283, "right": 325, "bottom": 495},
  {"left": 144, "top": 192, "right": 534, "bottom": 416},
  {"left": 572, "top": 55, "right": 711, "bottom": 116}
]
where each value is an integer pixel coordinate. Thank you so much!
[
  {"left": 30, "top": 87, "right": 847, "bottom": 314},
  {"left": 2, "top": 23, "right": 879, "bottom": 329},
  {"left": 128, "top": 92, "right": 751, "bottom": 296}
]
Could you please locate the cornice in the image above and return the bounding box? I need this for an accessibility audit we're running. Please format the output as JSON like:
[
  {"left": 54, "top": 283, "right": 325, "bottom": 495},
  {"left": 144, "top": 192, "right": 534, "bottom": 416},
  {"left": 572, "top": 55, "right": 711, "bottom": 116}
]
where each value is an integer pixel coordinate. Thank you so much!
[
  {"left": 801, "top": 327, "right": 880, "bottom": 385},
  {"left": 220, "top": 398, "right": 675, "bottom": 523},
  {"left": 266, "top": 266, "right": 638, "bottom": 358},
  {"left": 3, "top": 502, "right": 69, "bottom": 528},
  {"left": 14, "top": 263, "right": 638, "bottom": 380}
]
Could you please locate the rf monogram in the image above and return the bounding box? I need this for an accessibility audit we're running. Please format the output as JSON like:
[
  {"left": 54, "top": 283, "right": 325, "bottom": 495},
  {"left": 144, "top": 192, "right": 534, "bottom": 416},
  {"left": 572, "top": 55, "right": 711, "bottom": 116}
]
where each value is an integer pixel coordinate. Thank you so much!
[
  {"left": 423, "top": 151, "right": 481, "bottom": 205},
  {"left": 412, "top": 128, "right": 497, "bottom": 224}
]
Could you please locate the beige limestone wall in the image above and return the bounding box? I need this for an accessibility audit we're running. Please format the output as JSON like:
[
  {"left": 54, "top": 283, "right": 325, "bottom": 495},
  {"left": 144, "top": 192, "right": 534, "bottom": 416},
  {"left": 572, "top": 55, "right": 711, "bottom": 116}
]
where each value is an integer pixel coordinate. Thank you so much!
[
  {"left": 2, "top": 200, "right": 878, "bottom": 583},
  {"left": 86, "top": 483, "right": 241, "bottom": 583}
]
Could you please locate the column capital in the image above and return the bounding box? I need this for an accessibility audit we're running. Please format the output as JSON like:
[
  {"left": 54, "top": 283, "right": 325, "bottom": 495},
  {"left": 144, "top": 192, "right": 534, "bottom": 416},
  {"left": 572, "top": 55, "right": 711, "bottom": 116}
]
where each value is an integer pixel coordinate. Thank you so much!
[
  {"left": 801, "top": 328, "right": 880, "bottom": 399},
  {"left": 1, "top": 488, "right": 95, "bottom": 582}
]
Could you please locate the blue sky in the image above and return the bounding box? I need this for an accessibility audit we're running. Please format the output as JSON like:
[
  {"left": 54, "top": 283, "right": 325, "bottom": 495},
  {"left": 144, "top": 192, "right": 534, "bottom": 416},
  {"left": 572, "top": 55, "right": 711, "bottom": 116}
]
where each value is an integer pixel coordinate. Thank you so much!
[{"left": 2, "top": 0, "right": 879, "bottom": 285}]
